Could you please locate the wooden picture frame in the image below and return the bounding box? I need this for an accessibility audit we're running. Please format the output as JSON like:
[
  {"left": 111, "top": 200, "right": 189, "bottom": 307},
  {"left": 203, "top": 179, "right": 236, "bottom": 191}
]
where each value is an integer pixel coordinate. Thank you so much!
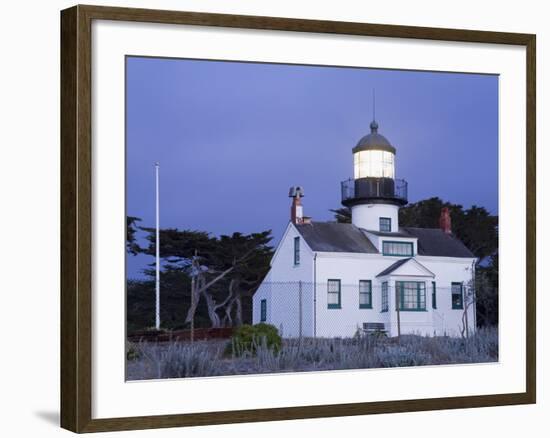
[{"left": 60, "top": 4, "right": 536, "bottom": 433}]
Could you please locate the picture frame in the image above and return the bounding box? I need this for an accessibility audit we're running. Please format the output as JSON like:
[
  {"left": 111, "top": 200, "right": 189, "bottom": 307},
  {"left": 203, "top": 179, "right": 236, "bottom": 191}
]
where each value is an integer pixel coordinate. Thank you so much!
[{"left": 60, "top": 4, "right": 536, "bottom": 433}]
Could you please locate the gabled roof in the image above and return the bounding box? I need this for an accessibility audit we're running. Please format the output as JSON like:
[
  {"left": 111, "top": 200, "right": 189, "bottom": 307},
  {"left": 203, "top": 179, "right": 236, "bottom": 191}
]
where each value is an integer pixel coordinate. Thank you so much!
[
  {"left": 294, "top": 222, "right": 475, "bottom": 258},
  {"left": 295, "top": 222, "right": 378, "bottom": 253},
  {"left": 365, "top": 227, "right": 475, "bottom": 257},
  {"left": 376, "top": 257, "right": 435, "bottom": 278},
  {"left": 402, "top": 227, "right": 475, "bottom": 258},
  {"left": 376, "top": 258, "right": 410, "bottom": 276}
]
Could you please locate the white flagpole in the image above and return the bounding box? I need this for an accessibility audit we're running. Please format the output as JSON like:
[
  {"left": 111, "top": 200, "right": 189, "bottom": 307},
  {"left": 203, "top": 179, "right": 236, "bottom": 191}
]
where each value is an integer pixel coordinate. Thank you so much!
[{"left": 155, "top": 162, "right": 160, "bottom": 330}]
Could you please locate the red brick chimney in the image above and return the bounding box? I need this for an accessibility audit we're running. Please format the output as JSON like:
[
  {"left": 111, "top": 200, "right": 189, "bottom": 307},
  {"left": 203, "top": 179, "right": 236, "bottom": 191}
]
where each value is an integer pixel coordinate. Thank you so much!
[
  {"left": 289, "top": 186, "right": 305, "bottom": 224},
  {"left": 439, "top": 207, "right": 452, "bottom": 234}
]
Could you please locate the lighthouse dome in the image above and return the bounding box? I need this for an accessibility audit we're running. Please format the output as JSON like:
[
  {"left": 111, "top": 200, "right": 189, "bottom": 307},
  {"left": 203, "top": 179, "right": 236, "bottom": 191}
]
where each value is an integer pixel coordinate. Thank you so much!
[{"left": 352, "top": 120, "right": 396, "bottom": 154}]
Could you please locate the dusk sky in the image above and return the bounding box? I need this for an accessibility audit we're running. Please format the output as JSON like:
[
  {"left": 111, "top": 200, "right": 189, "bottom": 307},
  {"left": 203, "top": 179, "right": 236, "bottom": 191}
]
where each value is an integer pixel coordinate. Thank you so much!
[{"left": 126, "top": 56, "right": 498, "bottom": 279}]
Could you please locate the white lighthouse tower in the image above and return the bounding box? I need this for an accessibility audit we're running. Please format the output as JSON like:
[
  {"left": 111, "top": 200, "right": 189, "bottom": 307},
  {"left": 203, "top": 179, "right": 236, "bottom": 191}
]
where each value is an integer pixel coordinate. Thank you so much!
[{"left": 341, "top": 118, "right": 407, "bottom": 231}]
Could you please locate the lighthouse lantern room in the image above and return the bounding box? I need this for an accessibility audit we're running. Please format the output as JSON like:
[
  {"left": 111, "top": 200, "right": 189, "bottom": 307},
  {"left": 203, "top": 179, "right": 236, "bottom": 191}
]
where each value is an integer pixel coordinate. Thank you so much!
[{"left": 341, "top": 119, "right": 408, "bottom": 232}]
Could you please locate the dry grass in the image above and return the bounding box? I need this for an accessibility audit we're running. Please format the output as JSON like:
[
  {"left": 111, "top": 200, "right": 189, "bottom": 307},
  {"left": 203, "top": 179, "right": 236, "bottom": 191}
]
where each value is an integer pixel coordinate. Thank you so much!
[{"left": 126, "top": 326, "right": 498, "bottom": 380}]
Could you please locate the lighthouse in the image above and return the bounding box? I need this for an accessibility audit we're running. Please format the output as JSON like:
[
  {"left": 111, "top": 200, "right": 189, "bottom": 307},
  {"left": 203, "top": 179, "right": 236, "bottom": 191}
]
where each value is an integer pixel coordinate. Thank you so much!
[
  {"left": 341, "top": 118, "right": 408, "bottom": 232},
  {"left": 254, "top": 111, "right": 477, "bottom": 339}
]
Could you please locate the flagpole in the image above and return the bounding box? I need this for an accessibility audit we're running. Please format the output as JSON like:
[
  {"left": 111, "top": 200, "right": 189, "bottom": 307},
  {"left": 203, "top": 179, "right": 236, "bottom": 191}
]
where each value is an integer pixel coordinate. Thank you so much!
[{"left": 155, "top": 162, "right": 160, "bottom": 330}]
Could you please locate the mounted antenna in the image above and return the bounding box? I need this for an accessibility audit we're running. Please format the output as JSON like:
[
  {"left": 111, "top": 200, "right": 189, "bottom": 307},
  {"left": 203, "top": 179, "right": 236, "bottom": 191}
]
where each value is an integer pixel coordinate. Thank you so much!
[
  {"left": 372, "top": 88, "right": 376, "bottom": 122},
  {"left": 370, "top": 89, "right": 378, "bottom": 133}
]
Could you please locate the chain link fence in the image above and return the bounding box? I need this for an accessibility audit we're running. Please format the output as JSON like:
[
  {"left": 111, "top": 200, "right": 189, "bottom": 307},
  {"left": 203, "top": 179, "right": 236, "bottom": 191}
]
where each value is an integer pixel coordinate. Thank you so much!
[
  {"left": 253, "top": 281, "right": 476, "bottom": 339},
  {"left": 127, "top": 278, "right": 477, "bottom": 340}
]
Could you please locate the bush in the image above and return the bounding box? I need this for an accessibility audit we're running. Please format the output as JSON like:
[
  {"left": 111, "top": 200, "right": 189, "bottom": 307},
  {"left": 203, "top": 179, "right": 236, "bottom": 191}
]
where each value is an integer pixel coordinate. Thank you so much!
[
  {"left": 376, "top": 345, "right": 431, "bottom": 367},
  {"left": 229, "top": 323, "right": 282, "bottom": 356},
  {"left": 126, "top": 326, "right": 499, "bottom": 380},
  {"left": 156, "top": 343, "right": 221, "bottom": 378},
  {"left": 131, "top": 342, "right": 222, "bottom": 379},
  {"left": 126, "top": 341, "right": 141, "bottom": 361}
]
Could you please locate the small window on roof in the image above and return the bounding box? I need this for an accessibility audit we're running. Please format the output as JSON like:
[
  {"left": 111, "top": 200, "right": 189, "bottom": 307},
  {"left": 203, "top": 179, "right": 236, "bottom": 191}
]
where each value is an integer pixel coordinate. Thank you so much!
[{"left": 382, "top": 241, "right": 413, "bottom": 256}]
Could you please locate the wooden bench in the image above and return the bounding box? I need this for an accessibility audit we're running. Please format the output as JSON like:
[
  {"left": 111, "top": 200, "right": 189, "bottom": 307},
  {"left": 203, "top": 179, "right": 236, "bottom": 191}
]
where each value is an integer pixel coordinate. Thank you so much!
[{"left": 362, "top": 322, "right": 387, "bottom": 334}]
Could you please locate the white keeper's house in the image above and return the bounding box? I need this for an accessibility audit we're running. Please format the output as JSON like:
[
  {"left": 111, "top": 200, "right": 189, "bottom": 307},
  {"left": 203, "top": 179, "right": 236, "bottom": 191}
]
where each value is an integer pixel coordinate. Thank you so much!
[{"left": 253, "top": 118, "right": 477, "bottom": 338}]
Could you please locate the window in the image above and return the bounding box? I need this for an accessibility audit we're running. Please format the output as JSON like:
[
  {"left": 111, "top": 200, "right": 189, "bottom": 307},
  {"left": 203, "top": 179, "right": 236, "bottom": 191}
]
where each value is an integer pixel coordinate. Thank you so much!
[
  {"left": 354, "top": 150, "right": 395, "bottom": 179},
  {"left": 452, "top": 282, "right": 464, "bottom": 309},
  {"left": 432, "top": 281, "right": 437, "bottom": 309},
  {"left": 381, "top": 282, "right": 389, "bottom": 312},
  {"left": 359, "top": 280, "right": 372, "bottom": 309},
  {"left": 293, "top": 236, "right": 300, "bottom": 266},
  {"left": 396, "top": 281, "right": 426, "bottom": 311},
  {"left": 382, "top": 241, "right": 414, "bottom": 256},
  {"left": 379, "top": 217, "right": 392, "bottom": 232},
  {"left": 327, "top": 279, "right": 341, "bottom": 309},
  {"left": 260, "top": 299, "right": 267, "bottom": 322}
]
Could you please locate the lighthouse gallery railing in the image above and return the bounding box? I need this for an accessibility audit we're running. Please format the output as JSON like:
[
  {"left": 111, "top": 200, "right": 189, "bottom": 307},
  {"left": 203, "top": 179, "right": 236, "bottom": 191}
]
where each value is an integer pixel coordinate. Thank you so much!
[{"left": 341, "top": 177, "right": 408, "bottom": 204}]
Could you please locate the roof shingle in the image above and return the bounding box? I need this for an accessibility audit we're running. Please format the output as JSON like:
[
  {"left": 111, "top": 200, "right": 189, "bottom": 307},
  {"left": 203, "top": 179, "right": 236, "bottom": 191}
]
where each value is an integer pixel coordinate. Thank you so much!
[
  {"left": 295, "top": 222, "right": 378, "bottom": 253},
  {"left": 402, "top": 227, "right": 475, "bottom": 258},
  {"left": 294, "top": 222, "right": 475, "bottom": 258}
]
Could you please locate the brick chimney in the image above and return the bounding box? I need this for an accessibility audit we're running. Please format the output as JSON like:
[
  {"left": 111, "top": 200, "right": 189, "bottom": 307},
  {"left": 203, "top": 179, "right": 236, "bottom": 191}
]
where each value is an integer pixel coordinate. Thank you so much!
[
  {"left": 289, "top": 186, "right": 305, "bottom": 224},
  {"left": 439, "top": 207, "right": 452, "bottom": 234}
]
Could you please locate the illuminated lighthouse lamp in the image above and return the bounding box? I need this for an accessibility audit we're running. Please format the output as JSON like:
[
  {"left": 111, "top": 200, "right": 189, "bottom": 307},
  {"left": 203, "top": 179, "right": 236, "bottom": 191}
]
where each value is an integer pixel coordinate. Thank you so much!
[
  {"left": 341, "top": 118, "right": 408, "bottom": 232},
  {"left": 353, "top": 120, "right": 395, "bottom": 179}
]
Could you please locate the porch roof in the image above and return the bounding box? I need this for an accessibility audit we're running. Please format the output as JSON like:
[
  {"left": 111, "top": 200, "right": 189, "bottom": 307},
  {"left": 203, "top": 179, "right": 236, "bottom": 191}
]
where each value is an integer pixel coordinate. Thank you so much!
[{"left": 376, "top": 257, "right": 435, "bottom": 278}]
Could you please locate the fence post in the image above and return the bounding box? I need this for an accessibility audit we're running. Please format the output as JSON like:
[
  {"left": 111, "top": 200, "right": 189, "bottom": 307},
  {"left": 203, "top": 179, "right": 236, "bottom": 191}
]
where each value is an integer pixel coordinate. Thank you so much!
[
  {"left": 395, "top": 284, "right": 401, "bottom": 339},
  {"left": 190, "top": 275, "right": 195, "bottom": 343},
  {"left": 298, "top": 280, "right": 303, "bottom": 340}
]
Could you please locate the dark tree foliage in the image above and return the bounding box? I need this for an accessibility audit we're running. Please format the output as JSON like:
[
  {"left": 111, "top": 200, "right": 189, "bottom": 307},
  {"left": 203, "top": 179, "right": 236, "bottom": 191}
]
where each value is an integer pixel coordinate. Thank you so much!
[
  {"left": 126, "top": 216, "right": 142, "bottom": 255},
  {"left": 475, "top": 254, "right": 499, "bottom": 327},
  {"left": 127, "top": 278, "right": 155, "bottom": 332},
  {"left": 331, "top": 197, "right": 499, "bottom": 327},
  {"left": 398, "top": 197, "right": 498, "bottom": 261},
  {"left": 127, "top": 272, "right": 211, "bottom": 333},
  {"left": 217, "top": 232, "right": 274, "bottom": 326},
  {"left": 330, "top": 207, "right": 352, "bottom": 224},
  {"left": 126, "top": 221, "right": 274, "bottom": 332},
  {"left": 140, "top": 228, "right": 213, "bottom": 261}
]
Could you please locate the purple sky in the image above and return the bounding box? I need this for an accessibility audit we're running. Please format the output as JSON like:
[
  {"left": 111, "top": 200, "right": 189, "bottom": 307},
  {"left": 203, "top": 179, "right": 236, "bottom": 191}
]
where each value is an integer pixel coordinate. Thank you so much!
[{"left": 126, "top": 56, "right": 498, "bottom": 279}]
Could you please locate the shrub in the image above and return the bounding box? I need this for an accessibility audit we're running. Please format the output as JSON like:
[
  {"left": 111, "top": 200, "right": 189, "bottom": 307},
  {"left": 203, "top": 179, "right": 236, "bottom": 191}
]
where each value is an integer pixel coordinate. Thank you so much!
[
  {"left": 376, "top": 345, "right": 431, "bottom": 367},
  {"left": 126, "top": 341, "right": 141, "bottom": 361},
  {"left": 229, "top": 323, "right": 282, "bottom": 355},
  {"left": 134, "top": 342, "right": 222, "bottom": 379},
  {"left": 157, "top": 343, "right": 221, "bottom": 378},
  {"left": 126, "top": 326, "right": 499, "bottom": 380}
]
